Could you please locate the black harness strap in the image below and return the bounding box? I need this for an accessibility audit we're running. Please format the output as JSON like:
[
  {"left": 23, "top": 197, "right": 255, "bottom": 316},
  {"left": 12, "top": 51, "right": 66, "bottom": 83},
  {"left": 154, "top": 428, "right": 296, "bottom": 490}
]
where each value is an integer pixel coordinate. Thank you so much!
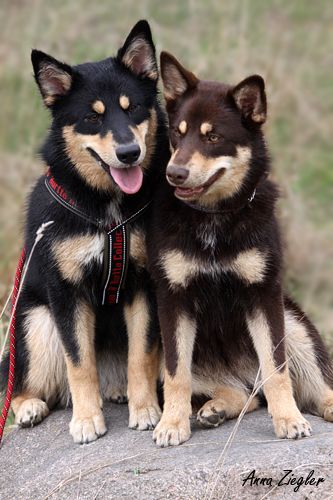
[{"left": 45, "top": 170, "right": 150, "bottom": 305}]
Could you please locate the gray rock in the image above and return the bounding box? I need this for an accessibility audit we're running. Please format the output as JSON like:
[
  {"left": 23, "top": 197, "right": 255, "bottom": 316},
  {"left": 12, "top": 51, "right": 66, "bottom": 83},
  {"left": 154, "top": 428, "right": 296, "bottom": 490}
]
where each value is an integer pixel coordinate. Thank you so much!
[{"left": 0, "top": 405, "right": 332, "bottom": 499}]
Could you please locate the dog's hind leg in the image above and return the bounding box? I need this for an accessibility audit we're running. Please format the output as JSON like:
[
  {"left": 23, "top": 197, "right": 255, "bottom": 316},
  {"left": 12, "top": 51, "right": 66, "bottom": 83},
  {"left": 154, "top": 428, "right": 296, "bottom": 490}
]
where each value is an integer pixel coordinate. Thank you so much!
[
  {"left": 11, "top": 304, "right": 69, "bottom": 428},
  {"left": 125, "top": 292, "right": 162, "bottom": 430},
  {"left": 284, "top": 299, "right": 333, "bottom": 423},
  {"left": 247, "top": 290, "right": 312, "bottom": 439},
  {"left": 197, "top": 385, "right": 260, "bottom": 428}
]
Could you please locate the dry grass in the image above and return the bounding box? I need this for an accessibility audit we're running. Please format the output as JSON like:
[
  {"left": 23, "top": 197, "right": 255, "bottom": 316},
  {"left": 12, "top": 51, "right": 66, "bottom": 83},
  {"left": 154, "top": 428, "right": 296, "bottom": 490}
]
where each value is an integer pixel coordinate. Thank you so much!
[{"left": 0, "top": 2, "right": 332, "bottom": 357}]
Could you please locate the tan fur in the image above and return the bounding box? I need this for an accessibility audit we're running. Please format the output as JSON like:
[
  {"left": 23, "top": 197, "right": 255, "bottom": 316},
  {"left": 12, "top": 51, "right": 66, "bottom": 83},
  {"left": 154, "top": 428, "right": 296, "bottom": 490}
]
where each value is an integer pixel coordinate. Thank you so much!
[
  {"left": 44, "top": 95, "right": 55, "bottom": 106},
  {"left": 160, "top": 249, "right": 201, "bottom": 287},
  {"left": 62, "top": 125, "right": 117, "bottom": 191},
  {"left": 122, "top": 37, "right": 158, "bottom": 80},
  {"left": 66, "top": 302, "right": 106, "bottom": 443},
  {"left": 53, "top": 234, "right": 104, "bottom": 284},
  {"left": 178, "top": 120, "right": 187, "bottom": 134},
  {"left": 227, "top": 248, "right": 266, "bottom": 284},
  {"left": 23, "top": 306, "right": 69, "bottom": 407},
  {"left": 92, "top": 100, "right": 105, "bottom": 114},
  {"left": 320, "top": 387, "right": 333, "bottom": 422},
  {"left": 252, "top": 112, "right": 266, "bottom": 123},
  {"left": 12, "top": 395, "right": 49, "bottom": 426},
  {"left": 197, "top": 385, "right": 259, "bottom": 426},
  {"left": 172, "top": 145, "right": 251, "bottom": 206},
  {"left": 200, "top": 122, "right": 212, "bottom": 135},
  {"left": 160, "top": 247, "right": 265, "bottom": 288},
  {"left": 119, "top": 95, "right": 130, "bottom": 110},
  {"left": 129, "top": 228, "right": 147, "bottom": 268},
  {"left": 97, "top": 350, "right": 127, "bottom": 402},
  {"left": 284, "top": 310, "right": 333, "bottom": 416},
  {"left": 125, "top": 294, "right": 161, "bottom": 430},
  {"left": 153, "top": 313, "right": 196, "bottom": 446},
  {"left": 247, "top": 309, "right": 312, "bottom": 438}
]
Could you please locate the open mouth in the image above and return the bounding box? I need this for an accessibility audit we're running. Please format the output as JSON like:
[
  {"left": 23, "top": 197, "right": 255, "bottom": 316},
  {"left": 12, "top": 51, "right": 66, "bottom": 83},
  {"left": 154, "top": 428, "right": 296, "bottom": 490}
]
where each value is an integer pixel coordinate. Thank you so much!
[
  {"left": 174, "top": 167, "right": 226, "bottom": 200},
  {"left": 87, "top": 148, "right": 143, "bottom": 195}
]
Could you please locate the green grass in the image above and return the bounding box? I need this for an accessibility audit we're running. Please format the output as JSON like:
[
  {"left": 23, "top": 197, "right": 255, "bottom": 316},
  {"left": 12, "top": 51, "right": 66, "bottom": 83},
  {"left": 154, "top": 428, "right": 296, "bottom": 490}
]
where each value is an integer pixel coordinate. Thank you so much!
[{"left": 1, "top": 0, "right": 333, "bottom": 424}]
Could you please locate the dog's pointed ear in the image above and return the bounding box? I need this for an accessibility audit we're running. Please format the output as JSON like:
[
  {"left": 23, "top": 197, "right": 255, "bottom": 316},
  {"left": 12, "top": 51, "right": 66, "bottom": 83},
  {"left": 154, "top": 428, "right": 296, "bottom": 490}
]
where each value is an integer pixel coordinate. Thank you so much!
[
  {"left": 160, "top": 51, "right": 199, "bottom": 104},
  {"left": 117, "top": 20, "right": 158, "bottom": 81},
  {"left": 31, "top": 50, "right": 73, "bottom": 107},
  {"left": 231, "top": 75, "right": 267, "bottom": 124}
]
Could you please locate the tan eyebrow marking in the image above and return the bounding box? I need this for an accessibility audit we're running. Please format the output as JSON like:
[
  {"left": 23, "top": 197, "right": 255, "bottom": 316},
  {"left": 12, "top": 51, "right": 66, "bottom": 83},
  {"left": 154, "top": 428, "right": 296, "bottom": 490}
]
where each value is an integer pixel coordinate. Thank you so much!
[
  {"left": 92, "top": 100, "right": 105, "bottom": 114},
  {"left": 200, "top": 122, "right": 213, "bottom": 135},
  {"left": 178, "top": 120, "right": 187, "bottom": 134},
  {"left": 119, "top": 95, "right": 130, "bottom": 110}
]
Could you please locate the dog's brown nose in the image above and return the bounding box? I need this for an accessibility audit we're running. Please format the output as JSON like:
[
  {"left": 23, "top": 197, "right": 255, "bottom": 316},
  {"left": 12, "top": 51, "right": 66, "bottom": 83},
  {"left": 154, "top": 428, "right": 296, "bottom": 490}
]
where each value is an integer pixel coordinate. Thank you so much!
[{"left": 166, "top": 165, "right": 189, "bottom": 185}]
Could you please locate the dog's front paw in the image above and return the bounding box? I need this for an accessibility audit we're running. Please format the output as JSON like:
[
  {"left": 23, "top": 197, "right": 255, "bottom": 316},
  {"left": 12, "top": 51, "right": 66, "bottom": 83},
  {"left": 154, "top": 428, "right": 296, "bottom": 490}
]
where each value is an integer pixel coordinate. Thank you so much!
[
  {"left": 153, "top": 416, "right": 191, "bottom": 447},
  {"left": 197, "top": 399, "right": 226, "bottom": 428},
  {"left": 70, "top": 411, "right": 107, "bottom": 444},
  {"left": 129, "top": 401, "right": 162, "bottom": 430},
  {"left": 108, "top": 388, "right": 128, "bottom": 404},
  {"left": 15, "top": 398, "right": 49, "bottom": 428},
  {"left": 273, "top": 412, "right": 312, "bottom": 439}
]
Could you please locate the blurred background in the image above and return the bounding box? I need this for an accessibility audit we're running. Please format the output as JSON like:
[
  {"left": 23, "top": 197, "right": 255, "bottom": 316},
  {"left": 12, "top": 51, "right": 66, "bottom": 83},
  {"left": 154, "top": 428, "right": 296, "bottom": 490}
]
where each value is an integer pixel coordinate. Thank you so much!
[{"left": 0, "top": 0, "right": 332, "bottom": 357}]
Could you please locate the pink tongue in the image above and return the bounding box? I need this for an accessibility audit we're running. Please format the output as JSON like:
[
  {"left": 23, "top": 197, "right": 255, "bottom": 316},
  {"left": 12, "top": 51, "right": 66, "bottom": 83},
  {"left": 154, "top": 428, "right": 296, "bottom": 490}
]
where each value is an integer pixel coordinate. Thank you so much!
[{"left": 109, "top": 166, "right": 143, "bottom": 194}]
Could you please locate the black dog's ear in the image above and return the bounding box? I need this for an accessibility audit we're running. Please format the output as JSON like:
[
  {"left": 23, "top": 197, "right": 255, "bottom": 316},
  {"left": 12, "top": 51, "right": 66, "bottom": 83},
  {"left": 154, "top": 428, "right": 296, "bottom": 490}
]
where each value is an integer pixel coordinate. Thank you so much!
[
  {"left": 160, "top": 51, "right": 199, "bottom": 105},
  {"left": 31, "top": 49, "right": 73, "bottom": 107},
  {"left": 231, "top": 75, "right": 267, "bottom": 124},
  {"left": 117, "top": 20, "right": 158, "bottom": 81}
]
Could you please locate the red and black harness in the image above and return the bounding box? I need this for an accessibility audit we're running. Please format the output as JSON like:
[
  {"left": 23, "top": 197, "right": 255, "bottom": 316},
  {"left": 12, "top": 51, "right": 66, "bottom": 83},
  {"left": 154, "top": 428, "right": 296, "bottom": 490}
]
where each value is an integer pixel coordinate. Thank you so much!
[{"left": 45, "top": 170, "right": 150, "bottom": 305}]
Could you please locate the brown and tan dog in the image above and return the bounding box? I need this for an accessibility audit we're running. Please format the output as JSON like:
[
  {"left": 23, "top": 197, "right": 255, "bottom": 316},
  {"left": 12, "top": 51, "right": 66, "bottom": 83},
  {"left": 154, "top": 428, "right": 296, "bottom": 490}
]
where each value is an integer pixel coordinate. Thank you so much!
[{"left": 146, "top": 51, "right": 333, "bottom": 447}]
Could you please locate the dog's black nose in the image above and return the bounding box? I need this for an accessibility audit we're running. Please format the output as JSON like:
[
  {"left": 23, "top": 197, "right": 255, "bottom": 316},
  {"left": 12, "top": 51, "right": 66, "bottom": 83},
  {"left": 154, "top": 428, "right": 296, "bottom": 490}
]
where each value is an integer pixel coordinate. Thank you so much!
[
  {"left": 116, "top": 144, "right": 141, "bottom": 165},
  {"left": 166, "top": 165, "right": 189, "bottom": 185}
]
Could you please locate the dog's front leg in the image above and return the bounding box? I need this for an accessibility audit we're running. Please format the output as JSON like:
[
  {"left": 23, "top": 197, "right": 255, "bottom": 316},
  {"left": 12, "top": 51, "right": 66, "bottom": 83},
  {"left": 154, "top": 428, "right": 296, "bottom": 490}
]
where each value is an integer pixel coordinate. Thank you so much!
[
  {"left": 50, "top": 296, "right": 106, "bottom": 443},
  {"left": 153, "top": 302, "right": 196, "bottom": 447},
  {"left": 125, "top": 292, "right": 162, "bottom": 430},
  {"left": 247, "top": 288, "right": 312, "bottom": 439}
]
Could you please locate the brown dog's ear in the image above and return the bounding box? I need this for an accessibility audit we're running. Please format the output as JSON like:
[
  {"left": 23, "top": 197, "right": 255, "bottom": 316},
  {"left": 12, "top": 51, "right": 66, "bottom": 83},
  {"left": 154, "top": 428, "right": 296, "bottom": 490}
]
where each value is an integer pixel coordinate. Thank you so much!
[
  {"left": 31, "top": 50, "right": 73, "bottom": 107},
  {"left": 117, "top": 20, "right": 158, "bottom": 81},
  {"left": 160, "top": 51, "right": 199, "bottom": 104},
  {"left": 231, "top": 75, "right": 267, "bottom": 124}
]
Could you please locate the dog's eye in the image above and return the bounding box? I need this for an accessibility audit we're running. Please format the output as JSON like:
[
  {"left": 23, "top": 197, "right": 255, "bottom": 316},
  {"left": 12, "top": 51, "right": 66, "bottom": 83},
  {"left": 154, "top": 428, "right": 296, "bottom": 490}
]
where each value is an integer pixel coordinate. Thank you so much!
[
  {"left": 207, "top": 133, "right": 220, "bottom": 143},
  {"left": 127, "top": 103, "right": 140, "bottom": 113},
  {"left": 85, "top": 113, "right": 101, "bottom": 124}
]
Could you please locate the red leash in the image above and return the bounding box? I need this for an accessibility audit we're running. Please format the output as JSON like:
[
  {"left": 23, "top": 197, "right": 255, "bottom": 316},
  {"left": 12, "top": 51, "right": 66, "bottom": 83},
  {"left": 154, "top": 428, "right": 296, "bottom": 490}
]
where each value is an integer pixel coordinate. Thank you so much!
[{"left": 0, "top": 247, "right": 26, "bottom": 444}]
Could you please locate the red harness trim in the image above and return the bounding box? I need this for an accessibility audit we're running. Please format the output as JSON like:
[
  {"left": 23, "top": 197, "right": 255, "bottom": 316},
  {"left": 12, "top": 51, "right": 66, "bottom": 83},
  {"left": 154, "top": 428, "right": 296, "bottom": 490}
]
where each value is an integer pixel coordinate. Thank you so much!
[
  {"left": 0, "top": 247, "right": 26, "bottom": 445},
  {"left": 102, "top": 225, "right": 127, "bottom": 305}
]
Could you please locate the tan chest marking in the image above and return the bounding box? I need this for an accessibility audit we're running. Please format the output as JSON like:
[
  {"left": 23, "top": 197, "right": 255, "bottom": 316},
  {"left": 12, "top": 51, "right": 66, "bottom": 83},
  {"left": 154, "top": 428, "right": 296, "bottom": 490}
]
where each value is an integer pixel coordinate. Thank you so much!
[
  {"left": 129, "top": 229, "right": 147, "bottom": 268},
  {"left": 53, "top": 234, "right": 104, "bottom": 283},
  {"left": 225, "top": 248, "right": 266, "bottom": 284},
  {"left": 160, "top": 247, "right": 266, "bottom": 287},
  {"left": 160, "top": 250, "right": 202, "bottom": 287}
]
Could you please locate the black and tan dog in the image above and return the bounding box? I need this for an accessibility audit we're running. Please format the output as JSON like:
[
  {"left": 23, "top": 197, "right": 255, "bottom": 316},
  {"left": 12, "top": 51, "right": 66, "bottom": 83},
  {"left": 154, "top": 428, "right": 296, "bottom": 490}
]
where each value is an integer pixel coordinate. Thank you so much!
[
  {"left": 147, "top": 51, "right": 333, "bottom": 447},
  {"left": 0, "top": 21, "right": 170, "bottom": 443}
]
